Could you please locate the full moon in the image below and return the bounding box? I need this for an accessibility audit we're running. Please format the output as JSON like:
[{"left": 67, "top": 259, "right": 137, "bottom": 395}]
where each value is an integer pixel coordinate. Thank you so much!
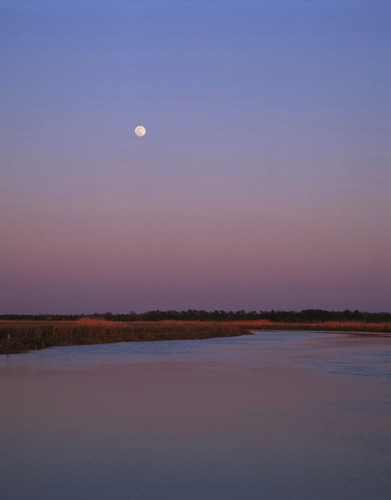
[{"left": 134, "top": 125, "right": 146, "bottom": 137}]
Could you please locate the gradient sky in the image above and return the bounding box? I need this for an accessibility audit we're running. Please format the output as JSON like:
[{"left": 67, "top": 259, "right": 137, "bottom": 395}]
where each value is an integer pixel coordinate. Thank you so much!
[{"left": 1, "top": 0, "right": 390, "bottom": 314}]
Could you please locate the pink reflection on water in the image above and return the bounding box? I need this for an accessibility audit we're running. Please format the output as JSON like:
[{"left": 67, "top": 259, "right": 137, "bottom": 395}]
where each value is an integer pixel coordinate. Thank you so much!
[{"left": 1, "top": 334, "right": 390, "bottom": 499}]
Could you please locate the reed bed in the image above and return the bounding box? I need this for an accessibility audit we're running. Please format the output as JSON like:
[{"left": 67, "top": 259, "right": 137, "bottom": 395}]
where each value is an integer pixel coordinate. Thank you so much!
[
  {"left": 0, "top": 319, "right": 248, "bottom": 354},
  {"left": 247, "top": 320, "right": 391, "bottom": 334},
  {"left": 0, "top": 319, "right": 389, "bottom": 355}
]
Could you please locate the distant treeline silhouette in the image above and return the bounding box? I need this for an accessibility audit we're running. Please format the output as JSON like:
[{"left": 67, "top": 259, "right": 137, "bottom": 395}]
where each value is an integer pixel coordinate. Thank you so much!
[{"left": 1, "top": 309, "right": 390, "bottom": 323}]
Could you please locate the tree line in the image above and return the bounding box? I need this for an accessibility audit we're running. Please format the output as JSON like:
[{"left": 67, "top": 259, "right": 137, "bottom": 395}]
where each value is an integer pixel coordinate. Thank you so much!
[{"left": 1, "top": 309, "right": 390, "bottom": 323}]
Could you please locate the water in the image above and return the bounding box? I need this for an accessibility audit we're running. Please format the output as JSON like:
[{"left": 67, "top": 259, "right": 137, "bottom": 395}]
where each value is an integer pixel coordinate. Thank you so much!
[{"left": 1, "top": 331, "right": 390, "bottom": 499}]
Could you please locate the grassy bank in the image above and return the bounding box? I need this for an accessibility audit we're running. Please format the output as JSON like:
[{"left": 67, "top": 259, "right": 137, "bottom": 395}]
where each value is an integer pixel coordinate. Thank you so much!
[
  {"left": 0, "top": 319, "right": 249, "bottom": 354},
  {"left": 247, "top": 320, "right": 391, "bottom": 334},
  {"left": 1, "top": 318, "right": 390, "bottom": 354}
]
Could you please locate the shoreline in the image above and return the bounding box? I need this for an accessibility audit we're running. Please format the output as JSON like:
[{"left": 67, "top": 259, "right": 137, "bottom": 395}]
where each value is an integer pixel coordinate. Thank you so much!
[{"left": 1, "top": 319, "right": 390, "bottom": 355}]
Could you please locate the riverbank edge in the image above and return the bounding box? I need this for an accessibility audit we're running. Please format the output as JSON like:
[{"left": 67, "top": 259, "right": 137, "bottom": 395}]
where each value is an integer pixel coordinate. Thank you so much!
[{"left": 1, "top": 319, "right": 390, "bottom": 355}]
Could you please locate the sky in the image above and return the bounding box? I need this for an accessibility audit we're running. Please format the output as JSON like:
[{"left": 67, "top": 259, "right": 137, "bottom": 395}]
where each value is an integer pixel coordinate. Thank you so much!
[{"left": 1, "top": 0, "right": 390, "bottom": 314}]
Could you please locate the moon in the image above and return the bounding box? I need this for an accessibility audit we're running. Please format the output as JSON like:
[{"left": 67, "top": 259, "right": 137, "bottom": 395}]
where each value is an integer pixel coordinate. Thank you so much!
[{"left": 134, "top": 125, "right": 146, "bottom": 137}]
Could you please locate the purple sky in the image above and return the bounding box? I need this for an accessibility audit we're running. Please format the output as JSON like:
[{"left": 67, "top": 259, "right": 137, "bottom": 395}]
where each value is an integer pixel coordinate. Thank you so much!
[{"left": 1, "top": 0, "right": 390, "bottom": 314}]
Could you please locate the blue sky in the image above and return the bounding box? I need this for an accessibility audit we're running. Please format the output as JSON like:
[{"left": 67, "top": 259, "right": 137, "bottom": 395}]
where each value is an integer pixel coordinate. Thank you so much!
[{"left": 1, "top": 0, "right": 390, "bottom": 313}]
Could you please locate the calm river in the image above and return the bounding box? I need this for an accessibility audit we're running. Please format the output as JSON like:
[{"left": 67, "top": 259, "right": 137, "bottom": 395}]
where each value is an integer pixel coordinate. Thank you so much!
[{"left": 1, "top": 331, "right": 390, "bottom": 499}]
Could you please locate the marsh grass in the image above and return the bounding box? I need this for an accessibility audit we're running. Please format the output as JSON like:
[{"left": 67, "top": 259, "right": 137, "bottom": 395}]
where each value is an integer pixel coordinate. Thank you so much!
[
  {"left": 251, "top": 320, "right": 391, "bottom": 334},
  {"left": 76, "top": 317, "right": 114, "bottom": 327},
  {"left": 0, "top": 320, "right": 247, "bottom": 354},
  {"left": 0, "top": 319, "right": 389, "bottom": 354}
]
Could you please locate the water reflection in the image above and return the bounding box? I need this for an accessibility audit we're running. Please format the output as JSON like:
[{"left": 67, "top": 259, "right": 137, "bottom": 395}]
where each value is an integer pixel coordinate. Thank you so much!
[{"left": 1, "top": 332, "right": 390, "bottom": 499}]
